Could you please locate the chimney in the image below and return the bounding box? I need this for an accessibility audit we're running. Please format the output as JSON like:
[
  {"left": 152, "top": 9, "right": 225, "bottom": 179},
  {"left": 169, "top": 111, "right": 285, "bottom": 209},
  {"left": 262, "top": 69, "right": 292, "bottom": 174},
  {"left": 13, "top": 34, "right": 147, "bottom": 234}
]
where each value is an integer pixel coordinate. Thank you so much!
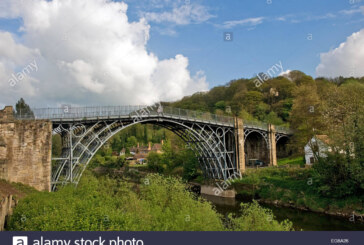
[
  {"left": 148, "top": 142, "right": 151, "bottom": 151},
  {"left": 161, "top": 140, "right": 164, "bottom": 145}
]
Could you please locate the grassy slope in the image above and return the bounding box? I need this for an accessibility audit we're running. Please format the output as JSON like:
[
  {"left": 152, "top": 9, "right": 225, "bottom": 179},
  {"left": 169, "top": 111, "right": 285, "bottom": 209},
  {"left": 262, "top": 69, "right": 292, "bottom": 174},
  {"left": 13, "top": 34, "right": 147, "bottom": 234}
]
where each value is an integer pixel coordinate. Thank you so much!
[
  {"left": 277, "top": 156, "right": 305, "bottom": 166},
  {"left": 0, "top": 179, "right": 38, "bottom": 199},
  {"left": 232, "top": 167, "right": 364, "bottom": 216}
]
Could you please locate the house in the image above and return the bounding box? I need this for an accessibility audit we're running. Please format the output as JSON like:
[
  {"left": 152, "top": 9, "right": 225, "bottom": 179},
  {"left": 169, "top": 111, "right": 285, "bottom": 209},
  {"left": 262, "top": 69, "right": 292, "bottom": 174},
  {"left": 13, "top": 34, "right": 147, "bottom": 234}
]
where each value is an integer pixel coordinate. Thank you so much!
[
  {"left": 304, "top": 135, "right": 354, "bottom": 165},
  {"left": 151, "top": 143, "right": 163, "bottom": 153},
  {"left": 304, "top": 135, "right": 331, "bottom": 165},
  {"left": 119, "top": 148, "right": 126, "bottom": 156},
  {"left": 133, "top": 153, "right": 148, "bottom": 165},
  {"left": 120, "top": 140, "right": 164, "bottom": 159}
]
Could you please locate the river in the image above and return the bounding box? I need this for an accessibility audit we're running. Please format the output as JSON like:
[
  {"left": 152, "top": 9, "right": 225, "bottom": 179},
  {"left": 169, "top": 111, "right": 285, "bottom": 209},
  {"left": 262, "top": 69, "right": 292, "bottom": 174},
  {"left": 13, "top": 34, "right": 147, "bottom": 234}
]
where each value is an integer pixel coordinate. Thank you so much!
[{"left": 201, "top": 194, "right": 364, "bottom": 231}]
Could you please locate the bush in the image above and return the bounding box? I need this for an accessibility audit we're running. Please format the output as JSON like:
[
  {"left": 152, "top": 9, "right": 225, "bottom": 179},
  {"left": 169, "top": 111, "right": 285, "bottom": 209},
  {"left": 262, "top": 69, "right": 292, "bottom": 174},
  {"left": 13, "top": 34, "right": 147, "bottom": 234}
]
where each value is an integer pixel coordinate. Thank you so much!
[
  {"left": 312, "top": 153, "right": 362, "bottom": 198},
  {"left": 229, "top": 200, "right": 294, "bottom": 231},
  {"left": 7, "top": 173, "right": 223, "bottom": 231},
  {"left": 7, "top": 173, "right": 291, "bottom": 231},
  {"left": 147, "top": 152, "right": 164, "bottom": 173}
]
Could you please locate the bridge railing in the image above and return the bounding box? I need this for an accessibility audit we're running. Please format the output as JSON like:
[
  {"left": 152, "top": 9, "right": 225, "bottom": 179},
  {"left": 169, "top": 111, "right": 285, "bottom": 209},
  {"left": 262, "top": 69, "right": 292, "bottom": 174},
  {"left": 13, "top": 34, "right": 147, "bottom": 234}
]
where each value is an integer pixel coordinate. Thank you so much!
[
  {"left": 15, "top": 106, "right": 147, "bottom": 120},
  {"left": 162, "top": 106, "right": 234, "bottom": 125},
  {"left": 244, "top": 120, "right": 293, "bottom": 134},
  {"left": 14, "top": 105, "right": 291, "bottom": 133},
  {"left": 14, "top": 105, "right": 235, "bottom": 126},
  {"left": 244, "top": 120, "right": 268, "bottom": 131},
  {"left": 275, "top": 125, "right": 294, "bottom": 134}
]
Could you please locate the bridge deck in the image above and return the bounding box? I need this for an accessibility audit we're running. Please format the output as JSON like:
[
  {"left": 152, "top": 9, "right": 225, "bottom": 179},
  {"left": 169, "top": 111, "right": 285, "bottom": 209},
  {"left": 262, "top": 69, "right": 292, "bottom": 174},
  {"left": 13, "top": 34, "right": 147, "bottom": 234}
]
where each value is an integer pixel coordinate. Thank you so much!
[{"left": 15, "top": 105, "right": 292, "bottom": 134}]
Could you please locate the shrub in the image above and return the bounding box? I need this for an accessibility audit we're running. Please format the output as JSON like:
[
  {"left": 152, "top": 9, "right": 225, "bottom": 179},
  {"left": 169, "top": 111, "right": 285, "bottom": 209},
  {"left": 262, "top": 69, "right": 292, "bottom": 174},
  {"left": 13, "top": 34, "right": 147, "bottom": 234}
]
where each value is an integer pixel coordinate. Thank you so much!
[
  {"left": 312, "top": 153, "right": 362, "bottom": 198},
  {"left": 7, "top": 173, "right": 291, "bottom": 231},
  {"left": 229, "top": 200, "right": 294, "bottom": 231}
]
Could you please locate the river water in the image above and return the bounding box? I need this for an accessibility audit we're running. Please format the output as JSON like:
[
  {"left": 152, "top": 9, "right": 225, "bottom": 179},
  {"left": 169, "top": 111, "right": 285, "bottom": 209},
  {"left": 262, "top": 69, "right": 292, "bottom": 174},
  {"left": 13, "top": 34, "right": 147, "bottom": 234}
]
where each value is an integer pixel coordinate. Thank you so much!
[{"left": 201, "top": 194, "right": 364, "bottom": 231}]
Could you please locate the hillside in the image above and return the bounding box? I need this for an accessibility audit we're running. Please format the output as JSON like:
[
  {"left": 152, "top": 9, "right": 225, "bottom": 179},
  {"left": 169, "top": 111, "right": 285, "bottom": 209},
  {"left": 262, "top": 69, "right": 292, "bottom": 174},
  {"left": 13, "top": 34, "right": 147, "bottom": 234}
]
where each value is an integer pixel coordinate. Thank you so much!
[{"left": 169, "top": 71, "right": 364, "bottom": 126}]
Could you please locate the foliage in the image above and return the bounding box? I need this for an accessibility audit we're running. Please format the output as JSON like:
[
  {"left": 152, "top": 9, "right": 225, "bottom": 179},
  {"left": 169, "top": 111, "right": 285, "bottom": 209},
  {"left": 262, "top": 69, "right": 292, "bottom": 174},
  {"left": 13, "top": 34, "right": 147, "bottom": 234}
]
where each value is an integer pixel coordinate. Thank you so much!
[
  {"left": 147, "top": 152, "right": 164, "bottom": 173},
  {"left": 232, "top": 167, "right": 364, "bottom": 215},
  {"left": 89, "top": 148, "right": 125, "bottom": 169},
  {"left": 7, "top": 173, "right": 294, "bottom": 231},
  {"left": 229, "top": 200, "right": 293, "bottom": 231},
  {"left": 289, "top": 83, "right": 325, "bottom": 153},
  {"left": 146, "top": 141, "right": 201, "bottom": 181},
  {"left": 51, "top": 135, "right": 62, "bottom": 157},
  {"left": 277, "top": 156, "right": 305, "bottom": 166},
  {"left": 14, "top": 98, "right": 34, "bottom": 118},
  {"left": 105, "top": 124, "right": 167, "bottom": 154},
  {"left": 312, "top": 153, "right": 364, "bottom": 198}
]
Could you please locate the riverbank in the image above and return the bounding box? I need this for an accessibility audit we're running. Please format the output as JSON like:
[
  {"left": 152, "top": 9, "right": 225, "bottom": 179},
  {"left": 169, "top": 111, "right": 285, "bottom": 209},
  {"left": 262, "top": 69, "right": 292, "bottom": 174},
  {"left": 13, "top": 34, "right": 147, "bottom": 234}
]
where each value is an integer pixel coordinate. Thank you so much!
[
  {"left": 201, "top": 193, "right": 364, "bottom": 231},
  {"left": 231, "top": 167, "right": 364, "bottom": 222}
]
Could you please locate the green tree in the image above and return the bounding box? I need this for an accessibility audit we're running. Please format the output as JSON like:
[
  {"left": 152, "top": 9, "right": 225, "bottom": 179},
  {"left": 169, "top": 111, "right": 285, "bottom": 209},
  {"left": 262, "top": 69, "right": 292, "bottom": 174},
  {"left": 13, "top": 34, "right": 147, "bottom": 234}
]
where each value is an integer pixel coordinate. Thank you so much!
[
  {"left": 15, "top": 98, "right": 34, "bottom": 118},
  {"left": 126, "top": 136, "right": 138, "bottom": 147},
  {"left": 289, "top": 83, "right": 325, "bottom": 153},
  {"left": 264, "top": 111, "right": 284, "bottom": 125},
  {"left": 52, "top": 135, "right": 62, "bottom": 157},
  {"left": 241, "top": 91, "right": 263, "bottom": 114},
  {"left": 147, "top": 152, "right": 164, "bottom": 173},
  {"left": 214, "top": 101, "right": 226, "bottom": 111}
]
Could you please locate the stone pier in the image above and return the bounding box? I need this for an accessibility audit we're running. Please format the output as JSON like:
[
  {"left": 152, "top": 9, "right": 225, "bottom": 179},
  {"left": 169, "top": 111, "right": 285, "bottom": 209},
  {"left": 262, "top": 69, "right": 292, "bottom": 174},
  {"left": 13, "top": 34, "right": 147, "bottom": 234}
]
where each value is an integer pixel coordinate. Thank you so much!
[
  {"left": 0, "top": 106, "right": 52, "bottom": 191},
  {"left": 268, "top": 124, "right": 277, "bottom": 166},
  {"left": 235, "top": 117, "right": 246, "bottom": 173}
]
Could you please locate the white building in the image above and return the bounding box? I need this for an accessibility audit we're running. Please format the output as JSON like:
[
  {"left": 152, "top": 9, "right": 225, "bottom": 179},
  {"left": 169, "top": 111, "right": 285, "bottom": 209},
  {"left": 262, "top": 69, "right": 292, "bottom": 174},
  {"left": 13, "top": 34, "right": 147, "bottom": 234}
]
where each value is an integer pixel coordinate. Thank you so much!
[
  {"left": 304, "top": 135, "right": 331, "bottom": 165},
  {"left": 305, "top": 135, "right": 355, "bottom": 165}
]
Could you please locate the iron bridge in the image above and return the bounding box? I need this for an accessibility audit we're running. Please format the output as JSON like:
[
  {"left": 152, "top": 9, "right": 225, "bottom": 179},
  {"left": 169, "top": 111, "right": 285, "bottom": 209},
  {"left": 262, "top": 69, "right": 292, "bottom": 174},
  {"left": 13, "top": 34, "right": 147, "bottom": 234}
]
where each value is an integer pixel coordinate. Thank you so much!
[{"left": 17, "top": 104, "right": 292, "bottom": 191}]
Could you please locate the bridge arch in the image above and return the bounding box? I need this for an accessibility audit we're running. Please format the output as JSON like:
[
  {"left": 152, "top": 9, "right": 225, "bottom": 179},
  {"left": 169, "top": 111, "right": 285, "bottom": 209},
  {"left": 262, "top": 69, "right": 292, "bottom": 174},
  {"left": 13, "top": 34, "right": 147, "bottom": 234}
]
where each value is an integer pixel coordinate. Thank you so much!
[
  {"left": 276, "top": 135, "right": 291, "bottom": 159},
  {"left": 244, "top": 130, "right": 270, "bottom": 166},
  {"left": 51, "top": 117, "right": 238, "bottom": 191}
]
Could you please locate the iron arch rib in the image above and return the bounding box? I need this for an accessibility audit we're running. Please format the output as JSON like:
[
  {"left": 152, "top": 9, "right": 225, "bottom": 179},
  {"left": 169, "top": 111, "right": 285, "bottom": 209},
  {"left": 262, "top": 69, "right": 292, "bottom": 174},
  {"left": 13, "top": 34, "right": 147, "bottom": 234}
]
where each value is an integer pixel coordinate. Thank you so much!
[{"left": 51, "top": 118, "right": 241, "bottom": 190}]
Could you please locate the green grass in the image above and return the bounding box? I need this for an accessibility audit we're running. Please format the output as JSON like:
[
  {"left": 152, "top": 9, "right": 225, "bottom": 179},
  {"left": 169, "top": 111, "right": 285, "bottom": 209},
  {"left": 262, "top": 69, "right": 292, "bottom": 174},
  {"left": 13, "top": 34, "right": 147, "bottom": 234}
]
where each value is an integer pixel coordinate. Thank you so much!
[
  {"left": 232, "top": 167, "right": 364, "bottom": 215},
  {"left": 277, "top": 156, "right": 305, "bottom": 166}
]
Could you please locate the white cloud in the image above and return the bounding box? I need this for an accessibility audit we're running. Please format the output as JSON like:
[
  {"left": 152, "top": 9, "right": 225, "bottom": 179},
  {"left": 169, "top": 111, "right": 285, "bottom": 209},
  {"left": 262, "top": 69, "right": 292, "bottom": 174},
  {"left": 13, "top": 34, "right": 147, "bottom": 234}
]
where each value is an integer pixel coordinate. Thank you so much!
[
  {"left": 0, "top": 31, "right": 40, "bottom": 102},
  {"left": 279, "top": 70, "right": 292, "bottom": 76},
  {"left": 219, "top": 17, "right": 264, "bottom": 29},
  {"left": 0, "top": 0, "right": 208, "bottom": 107},
  {"left": 142, "top": 3, "right": 214, "bottom": 25},
  {"left": 339, "top": 7, "right": 363, "bottom": 15},
  {"left": 316, "top": 29, "right": 364, "bottom": 77}
]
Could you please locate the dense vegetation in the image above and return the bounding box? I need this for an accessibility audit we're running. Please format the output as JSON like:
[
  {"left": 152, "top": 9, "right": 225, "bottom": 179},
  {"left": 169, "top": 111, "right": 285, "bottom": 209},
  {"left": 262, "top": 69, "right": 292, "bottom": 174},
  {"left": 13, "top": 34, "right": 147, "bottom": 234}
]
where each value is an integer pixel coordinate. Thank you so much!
[
  {"left": 233, "top": 167, "right": 364, "bottom": 215},
  {"left": 146, "top": 140, "right": 201, "bottom": 181},
  {"left": 7, "top": 173, "right": 293, "bottom": 231},
  {"left": 171, "top": 71, "right": 364, "bottom": 199}
]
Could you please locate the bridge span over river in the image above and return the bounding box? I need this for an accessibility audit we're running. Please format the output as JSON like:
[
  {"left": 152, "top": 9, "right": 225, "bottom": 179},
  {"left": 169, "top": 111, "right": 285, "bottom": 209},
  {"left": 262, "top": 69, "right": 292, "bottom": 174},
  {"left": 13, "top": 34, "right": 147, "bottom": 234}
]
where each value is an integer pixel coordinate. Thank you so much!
[{"left": 1, "top": 104, "right": 292, "bottom": 191}]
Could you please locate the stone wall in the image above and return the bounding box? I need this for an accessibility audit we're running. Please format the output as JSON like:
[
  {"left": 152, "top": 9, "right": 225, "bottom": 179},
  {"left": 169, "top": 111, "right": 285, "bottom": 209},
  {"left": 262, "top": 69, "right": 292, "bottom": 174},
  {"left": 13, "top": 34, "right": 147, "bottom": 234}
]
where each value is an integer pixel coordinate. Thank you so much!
[
  {"left": 0, "top": 106, "right": 14, "bottom": 122},
  {"left": 200, "top": 185, "right": 236, "bottom": 198},
  {"left": 0, "top": 107, "right": 52, "bottom": 191},
  {"left": 0, "top": 195, "right": 15, "bottom": 231}
]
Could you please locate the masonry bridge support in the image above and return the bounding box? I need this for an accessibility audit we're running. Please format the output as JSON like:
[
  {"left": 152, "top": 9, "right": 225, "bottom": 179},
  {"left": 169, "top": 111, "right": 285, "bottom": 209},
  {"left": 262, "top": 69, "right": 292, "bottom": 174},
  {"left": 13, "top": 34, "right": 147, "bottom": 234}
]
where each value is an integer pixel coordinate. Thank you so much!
[{"left": 0, "top": 105, "right": 292, "bottom": 191}]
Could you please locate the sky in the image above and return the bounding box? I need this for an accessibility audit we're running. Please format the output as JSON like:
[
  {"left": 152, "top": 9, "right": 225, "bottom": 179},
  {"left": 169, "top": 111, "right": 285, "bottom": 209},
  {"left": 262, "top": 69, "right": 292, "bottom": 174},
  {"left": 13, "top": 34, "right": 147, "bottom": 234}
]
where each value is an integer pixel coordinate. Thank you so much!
[{"left": 0, "top": 0, "right": 363, "bottom": 107}]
